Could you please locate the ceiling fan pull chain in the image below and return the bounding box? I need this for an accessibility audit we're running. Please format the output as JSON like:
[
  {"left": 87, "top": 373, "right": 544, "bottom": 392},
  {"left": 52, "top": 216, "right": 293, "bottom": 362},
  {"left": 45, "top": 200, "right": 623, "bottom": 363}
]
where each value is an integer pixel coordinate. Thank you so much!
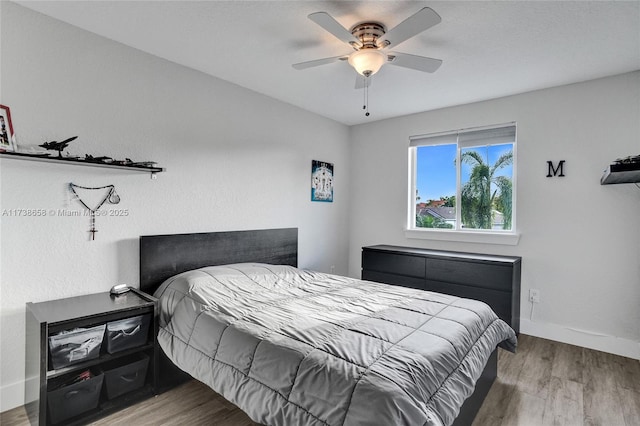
[
  {"left": 364, "top": 79, "right": 370, "bottom": 117},
  {"left": 362, "top": 77, "right": 367, "bottom": 111}
]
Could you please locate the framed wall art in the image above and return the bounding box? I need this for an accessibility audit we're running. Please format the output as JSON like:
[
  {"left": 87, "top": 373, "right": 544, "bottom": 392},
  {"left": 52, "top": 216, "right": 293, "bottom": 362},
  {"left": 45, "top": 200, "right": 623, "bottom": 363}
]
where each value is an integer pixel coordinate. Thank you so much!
[
  {"left": 311, "top": 160, "right": 333, "bottom": 202},
  {"left": 0, "top": 104, "right": 15, "bottom": 151}
]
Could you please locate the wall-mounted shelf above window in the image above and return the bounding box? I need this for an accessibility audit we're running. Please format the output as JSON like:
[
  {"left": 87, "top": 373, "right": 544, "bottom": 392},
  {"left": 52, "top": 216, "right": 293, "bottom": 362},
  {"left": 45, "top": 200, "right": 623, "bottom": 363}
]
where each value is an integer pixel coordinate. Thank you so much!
[
  {"left": 0, "top": 151, "right": 165, "bottom": 177},
  {"left": 600, "top": 160, "right": 640, "bottom": 185}
]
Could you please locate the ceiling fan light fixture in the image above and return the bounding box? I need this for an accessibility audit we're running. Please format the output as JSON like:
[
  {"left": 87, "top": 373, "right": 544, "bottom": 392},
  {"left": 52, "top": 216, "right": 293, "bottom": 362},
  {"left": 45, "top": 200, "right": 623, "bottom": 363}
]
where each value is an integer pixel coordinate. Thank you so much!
[{"left": 348, "top": 49, "right": 386, "bottom": 76}]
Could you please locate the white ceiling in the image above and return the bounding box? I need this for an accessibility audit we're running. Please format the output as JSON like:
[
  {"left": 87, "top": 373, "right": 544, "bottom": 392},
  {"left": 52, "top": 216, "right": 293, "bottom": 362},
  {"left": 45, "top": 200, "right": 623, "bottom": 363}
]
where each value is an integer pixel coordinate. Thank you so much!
[{"left": 16, "top": 1, "right": 640, "bottom": 126}]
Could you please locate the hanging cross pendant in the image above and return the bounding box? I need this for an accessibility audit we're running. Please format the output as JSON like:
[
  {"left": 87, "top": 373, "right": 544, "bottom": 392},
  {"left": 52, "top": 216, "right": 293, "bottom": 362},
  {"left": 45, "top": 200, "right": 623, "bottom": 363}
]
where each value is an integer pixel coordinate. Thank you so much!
[{"left": 89, "top": 212, "right": 98, "bottom": 241}]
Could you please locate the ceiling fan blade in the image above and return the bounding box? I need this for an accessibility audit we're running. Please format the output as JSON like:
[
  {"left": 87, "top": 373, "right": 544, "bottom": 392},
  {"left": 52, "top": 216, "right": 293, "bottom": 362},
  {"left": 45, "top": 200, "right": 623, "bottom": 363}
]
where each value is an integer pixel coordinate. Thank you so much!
[
  {"left": 379, "top": 7, "right": 441, "bottom": 48},
  {"left": 354, "top": 75, "right": 372, "bottom": 89},
  {"left": 308, "top": 12, "right": 362, "bottom": 48},
  {"left": 387, "top": 52, "right": 442, "bottom": 73},
  {"left": 292, "top": 55, "right": 348, "bottom": 70}
]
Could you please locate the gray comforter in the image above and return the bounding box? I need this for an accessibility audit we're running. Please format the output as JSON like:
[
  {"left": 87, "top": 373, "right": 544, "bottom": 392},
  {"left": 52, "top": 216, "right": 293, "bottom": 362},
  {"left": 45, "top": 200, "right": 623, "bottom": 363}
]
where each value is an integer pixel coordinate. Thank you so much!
[{"left": 155, "top": 263, "right": 516, "bottom": 426}]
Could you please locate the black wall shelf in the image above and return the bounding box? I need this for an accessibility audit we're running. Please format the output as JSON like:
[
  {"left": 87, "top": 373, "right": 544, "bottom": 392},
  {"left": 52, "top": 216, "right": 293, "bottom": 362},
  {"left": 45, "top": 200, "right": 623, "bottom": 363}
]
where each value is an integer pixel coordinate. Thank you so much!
[
  {"left": 600, "top": 162, "right": 640, "bottom": 185},
  {"left": 0, "top": 151, "right": 165, "bottom": 176}
]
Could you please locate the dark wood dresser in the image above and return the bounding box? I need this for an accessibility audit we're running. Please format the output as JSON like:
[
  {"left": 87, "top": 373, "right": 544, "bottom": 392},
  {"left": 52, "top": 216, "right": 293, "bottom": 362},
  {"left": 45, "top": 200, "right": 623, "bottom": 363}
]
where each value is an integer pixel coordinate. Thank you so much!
[{"left": 362, "top": 245, "right": 521, "bottom": 333}]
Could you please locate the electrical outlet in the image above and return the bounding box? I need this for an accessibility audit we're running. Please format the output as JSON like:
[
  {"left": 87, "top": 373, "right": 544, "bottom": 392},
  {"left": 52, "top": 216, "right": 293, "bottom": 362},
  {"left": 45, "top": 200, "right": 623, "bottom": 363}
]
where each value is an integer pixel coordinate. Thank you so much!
[{"left": 529, "top": 289, "right": 540, "bottom": 303}]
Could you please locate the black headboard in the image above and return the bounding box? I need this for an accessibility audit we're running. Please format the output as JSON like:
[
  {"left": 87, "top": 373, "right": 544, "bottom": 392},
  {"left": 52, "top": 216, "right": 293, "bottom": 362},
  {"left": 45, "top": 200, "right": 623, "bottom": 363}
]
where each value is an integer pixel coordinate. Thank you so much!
[{"left": 139, "top": 228, "right": 298, "bottom": 295}]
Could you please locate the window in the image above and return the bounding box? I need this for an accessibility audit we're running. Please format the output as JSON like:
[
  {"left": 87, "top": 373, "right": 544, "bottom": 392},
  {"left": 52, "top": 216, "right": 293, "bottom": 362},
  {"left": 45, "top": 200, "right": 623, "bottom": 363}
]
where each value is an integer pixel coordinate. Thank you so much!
[{"left": 409, "top": 124, "right": 516, "bottom": 233}]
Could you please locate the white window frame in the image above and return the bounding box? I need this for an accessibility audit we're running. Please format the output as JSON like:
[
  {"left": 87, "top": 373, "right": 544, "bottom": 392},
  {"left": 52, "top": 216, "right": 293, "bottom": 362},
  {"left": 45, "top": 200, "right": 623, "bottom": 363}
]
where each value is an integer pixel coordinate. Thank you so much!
[{"left": 406, "top": 122, "right": 520, "bottom": 245}]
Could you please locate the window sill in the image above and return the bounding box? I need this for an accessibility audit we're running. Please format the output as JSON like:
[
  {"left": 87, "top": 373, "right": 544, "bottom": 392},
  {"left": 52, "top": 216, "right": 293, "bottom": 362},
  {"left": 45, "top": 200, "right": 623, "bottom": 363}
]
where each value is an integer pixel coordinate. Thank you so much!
[{"left": 404, "top": 229, "right": 520, "bottom": 246}]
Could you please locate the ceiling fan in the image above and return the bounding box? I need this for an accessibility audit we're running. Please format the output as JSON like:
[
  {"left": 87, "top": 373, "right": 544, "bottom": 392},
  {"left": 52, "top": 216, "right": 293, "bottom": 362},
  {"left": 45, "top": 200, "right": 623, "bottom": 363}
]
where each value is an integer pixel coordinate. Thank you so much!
[{"left": 292, "top": 7, "right": 443, "bottom": 87}]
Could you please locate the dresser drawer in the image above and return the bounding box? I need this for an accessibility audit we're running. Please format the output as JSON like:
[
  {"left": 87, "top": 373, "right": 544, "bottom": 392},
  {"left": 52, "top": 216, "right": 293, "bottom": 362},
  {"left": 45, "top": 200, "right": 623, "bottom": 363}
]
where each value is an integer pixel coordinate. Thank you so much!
[
  {"left": 362, "top": 250, "right": 426, "bottom": 278},
  {"left": 362, "top": 270, "right": 425, "bottom": 290},
  {"left": 426, "top": 258, "right": 512, "bottom": 292},
  {"left": 425, "top": 280, "right": 512, "bottom": 324}
]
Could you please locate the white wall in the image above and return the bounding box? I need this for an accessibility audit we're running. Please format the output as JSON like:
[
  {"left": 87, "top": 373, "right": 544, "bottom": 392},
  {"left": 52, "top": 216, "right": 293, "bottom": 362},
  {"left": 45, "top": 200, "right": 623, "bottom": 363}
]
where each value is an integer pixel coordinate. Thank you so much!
[
  {"left": 348, "top": 71, "right": 640, "bottom": 360},
  {"left": 0, "top": 3, "right": 350, "bottom": 411}
]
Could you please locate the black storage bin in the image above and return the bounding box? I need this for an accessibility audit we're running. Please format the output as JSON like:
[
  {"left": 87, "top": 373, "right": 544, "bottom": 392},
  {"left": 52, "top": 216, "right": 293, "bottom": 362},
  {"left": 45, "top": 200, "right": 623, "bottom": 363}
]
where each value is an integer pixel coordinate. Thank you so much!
[
  {"left": 47, "top": 370, "right": 103, "bottom": 424},
  {"left": 106, "top": 314, "right": 151, "bottom": 354},
  {"left": 103, "top": 353, "right": 149, "bottom": 399},
  {"left": 48, "top": 324, "right": 106, "bottom": 369}
]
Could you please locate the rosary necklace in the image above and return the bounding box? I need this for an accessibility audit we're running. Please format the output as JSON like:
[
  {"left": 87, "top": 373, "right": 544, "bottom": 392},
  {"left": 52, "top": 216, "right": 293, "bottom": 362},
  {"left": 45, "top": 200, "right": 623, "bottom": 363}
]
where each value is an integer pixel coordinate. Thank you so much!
[{"left": 69, "top": 183, "right": 120, "bottom": 240}]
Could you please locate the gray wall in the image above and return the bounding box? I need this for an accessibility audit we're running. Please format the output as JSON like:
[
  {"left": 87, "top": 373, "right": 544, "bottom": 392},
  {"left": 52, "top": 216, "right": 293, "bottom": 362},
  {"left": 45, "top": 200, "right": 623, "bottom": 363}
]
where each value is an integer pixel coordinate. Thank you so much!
[
  {"left": 0, "top": 3, "right": 350, "bottom": 410},
  {"left": 348, "top": 71, "right": 640, "bottom": 360}
]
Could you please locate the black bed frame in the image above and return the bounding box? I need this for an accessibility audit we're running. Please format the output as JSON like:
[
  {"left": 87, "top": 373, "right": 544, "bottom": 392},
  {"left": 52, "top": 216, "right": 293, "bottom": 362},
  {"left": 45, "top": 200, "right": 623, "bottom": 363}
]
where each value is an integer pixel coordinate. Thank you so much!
[
  {"left": 139, "top": 228, "right": 496, "bottom": 425},
  {"left": 140, "top": 228, "right": 298, "bottom": 294}
]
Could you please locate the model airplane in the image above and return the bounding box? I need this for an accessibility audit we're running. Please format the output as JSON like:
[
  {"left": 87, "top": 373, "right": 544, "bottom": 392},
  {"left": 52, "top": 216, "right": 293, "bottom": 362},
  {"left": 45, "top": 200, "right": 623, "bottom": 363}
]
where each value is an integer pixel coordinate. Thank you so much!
[
  {"left": 84, "top": 154, "right": 114, "bottom": 163},
  {"left": 110, "top": 158, "right": 158, "bottom": 168},
  {"left": 130, "top": 161, "right": 158, "bottom": 167},
  {"left": 39, "top": 136, "right": 77, "bottom": 157}
]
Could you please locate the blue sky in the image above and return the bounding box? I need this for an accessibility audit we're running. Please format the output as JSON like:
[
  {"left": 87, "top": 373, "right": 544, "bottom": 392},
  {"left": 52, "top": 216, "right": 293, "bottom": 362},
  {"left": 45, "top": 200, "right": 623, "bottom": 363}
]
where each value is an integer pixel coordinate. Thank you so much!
[
  {"left": 416, "top": 144, "right": 513, "bottom": 202},
  {"left": 416, "top": 144, "right": 456, "bottom": 202}
]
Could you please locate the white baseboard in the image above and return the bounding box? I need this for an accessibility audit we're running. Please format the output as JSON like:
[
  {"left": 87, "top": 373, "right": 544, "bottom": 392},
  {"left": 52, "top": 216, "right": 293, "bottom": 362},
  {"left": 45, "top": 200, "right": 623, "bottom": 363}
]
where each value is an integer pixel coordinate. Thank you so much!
[
  {"left": 1, "top": 376, "right": 37, "bottom": 413},
  {"left": 1, "top": 379, "right": 24, "bottom": 413},
  {"left": 520, "top": 318, "right": 640, "bottom": 360}
]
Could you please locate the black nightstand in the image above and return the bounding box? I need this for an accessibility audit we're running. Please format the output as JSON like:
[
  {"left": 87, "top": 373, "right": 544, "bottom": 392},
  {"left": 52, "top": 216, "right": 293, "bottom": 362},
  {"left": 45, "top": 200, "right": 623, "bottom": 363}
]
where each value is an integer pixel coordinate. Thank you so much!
[{"left": 25, "top": 288, "right": 158, "bottom": 425}]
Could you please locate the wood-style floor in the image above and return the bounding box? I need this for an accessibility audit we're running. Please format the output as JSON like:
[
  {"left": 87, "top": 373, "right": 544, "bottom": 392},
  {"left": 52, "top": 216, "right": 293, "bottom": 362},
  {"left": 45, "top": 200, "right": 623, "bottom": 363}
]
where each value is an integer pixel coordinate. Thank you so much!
[
  {"left": 2, "top": 335, "right": 639, "bottom": 426},
  {"left": 473, "top": 334, "right": 640, "bottom": 426}
]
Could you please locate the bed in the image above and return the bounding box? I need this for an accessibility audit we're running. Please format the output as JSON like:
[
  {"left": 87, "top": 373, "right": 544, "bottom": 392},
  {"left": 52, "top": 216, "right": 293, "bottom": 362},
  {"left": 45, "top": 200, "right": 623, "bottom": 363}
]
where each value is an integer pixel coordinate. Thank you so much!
[{"left": 140, "top": 228, "right": 516, "bottom": 426}]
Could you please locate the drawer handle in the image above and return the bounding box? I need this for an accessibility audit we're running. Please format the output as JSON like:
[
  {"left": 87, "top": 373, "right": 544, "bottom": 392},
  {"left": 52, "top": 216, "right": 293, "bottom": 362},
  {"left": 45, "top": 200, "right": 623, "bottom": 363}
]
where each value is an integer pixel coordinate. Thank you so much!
[
  {"left": 113, "top": 324, "right": 141, "bottom": 340},
  {"left": 122, "top": 325, "right": 141, "bottom": 336},
  {"left": 120, "top": 372, "right": 139, "bottom": 383},
  {"left": 64, "top": 386, "right": 96, "bottom": 399}
]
